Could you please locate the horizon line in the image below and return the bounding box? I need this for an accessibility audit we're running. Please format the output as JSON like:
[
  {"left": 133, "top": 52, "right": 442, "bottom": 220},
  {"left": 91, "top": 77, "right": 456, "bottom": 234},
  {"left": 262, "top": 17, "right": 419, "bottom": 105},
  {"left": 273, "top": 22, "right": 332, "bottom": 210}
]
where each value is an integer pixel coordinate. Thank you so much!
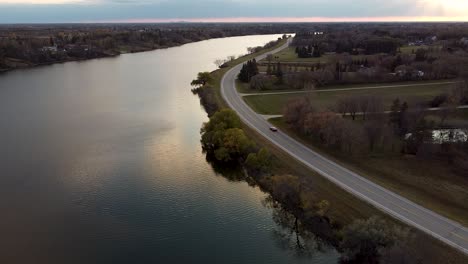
[
  {"left": 2, "top": 16, "right": 468, "bottom": 24},
  {"left": 87, "top": 16, "right": 468, "bottom": 24}
]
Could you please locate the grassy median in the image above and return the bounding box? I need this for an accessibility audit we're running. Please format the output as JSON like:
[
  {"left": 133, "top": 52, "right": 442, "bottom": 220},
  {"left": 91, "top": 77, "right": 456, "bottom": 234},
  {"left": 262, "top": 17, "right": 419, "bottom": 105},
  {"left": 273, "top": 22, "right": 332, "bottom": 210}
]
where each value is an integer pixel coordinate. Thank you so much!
[{"left": 243, "top": 81, "right": 457, "bottom": 115}]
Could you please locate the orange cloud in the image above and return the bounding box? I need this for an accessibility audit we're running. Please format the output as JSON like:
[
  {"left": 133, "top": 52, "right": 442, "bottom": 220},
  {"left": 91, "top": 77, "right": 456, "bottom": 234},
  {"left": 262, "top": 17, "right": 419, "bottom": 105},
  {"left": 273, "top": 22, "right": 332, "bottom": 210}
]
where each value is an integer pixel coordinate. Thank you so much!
[{"left": 100, "top": 16, "right": 468, "bottom": 23}]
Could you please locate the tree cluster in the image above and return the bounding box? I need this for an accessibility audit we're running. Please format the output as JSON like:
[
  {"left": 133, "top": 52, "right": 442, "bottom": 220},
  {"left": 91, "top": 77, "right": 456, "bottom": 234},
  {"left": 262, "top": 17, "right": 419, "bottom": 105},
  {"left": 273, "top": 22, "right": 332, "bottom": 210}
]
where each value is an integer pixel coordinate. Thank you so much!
[
  {"left": 0, "top": 23, "right": 294, "bottom": 71},
  {"left": 201, "top": 109, "right": 254, "bottom": 162},
  {"left": 295, "top": 45, "right": 321, "bottom": 58},
  {"left": 200, "top": 109, "right": 272, "bottom": 174},
  {"left": 238, "top": 59, "right": 259, "bottom": 83},
  {"left": 340, "top": 217, "right": 409, "bottom": 263},
  {"left": 283, "top": 93, "right": 468, "bottom": 176},
  {"left": 283, "top": 97, "right": 369, "bottom": 156},
  {"left": 260, "top": 173, "right": 410, "bottom": 263}
]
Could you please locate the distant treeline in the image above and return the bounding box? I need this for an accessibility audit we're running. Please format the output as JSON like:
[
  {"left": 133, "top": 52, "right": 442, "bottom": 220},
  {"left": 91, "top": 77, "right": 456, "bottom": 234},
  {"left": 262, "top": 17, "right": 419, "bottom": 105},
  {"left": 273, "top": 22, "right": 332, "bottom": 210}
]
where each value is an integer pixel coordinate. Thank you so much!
[
  {"left": 0, "top": 23, "right": 298, "bottom": 71},
  {"left": 4, "top": 22, "right": 468, "bottom": 72}
]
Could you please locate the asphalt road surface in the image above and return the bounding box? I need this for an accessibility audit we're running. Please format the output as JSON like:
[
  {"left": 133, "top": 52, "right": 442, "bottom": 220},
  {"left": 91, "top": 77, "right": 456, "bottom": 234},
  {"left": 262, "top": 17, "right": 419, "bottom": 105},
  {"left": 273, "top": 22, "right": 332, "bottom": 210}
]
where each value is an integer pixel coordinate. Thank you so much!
[{"left": 221, "top": 39, "right": 468, "bottom": 255}]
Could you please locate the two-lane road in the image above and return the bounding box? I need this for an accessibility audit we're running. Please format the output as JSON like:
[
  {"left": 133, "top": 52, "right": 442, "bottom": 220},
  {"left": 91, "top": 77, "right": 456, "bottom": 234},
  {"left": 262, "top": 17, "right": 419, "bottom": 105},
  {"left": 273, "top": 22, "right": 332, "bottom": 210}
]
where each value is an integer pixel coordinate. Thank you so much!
[{"left": 221, "top": 39, "right": 468, "bottom": 255}]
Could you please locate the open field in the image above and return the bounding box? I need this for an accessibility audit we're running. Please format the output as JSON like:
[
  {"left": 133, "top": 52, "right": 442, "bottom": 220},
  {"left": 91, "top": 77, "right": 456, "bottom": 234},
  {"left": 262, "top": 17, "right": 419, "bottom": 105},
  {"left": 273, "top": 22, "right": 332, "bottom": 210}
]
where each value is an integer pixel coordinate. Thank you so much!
[
  {"left": 259, "top": 46, "right": 374, "bottom": 63},
  {"left": 263, "top": 46, "right": 326, "bottom": 62},
  {"left": 399, "top": 45, "right": 442, "bottom": 54},
  {"left": 243, "top": 82, "right": 456, "bottom": 114},
  {"left": 269, "top": 116, "right": 468, "bottom": 227},
  {"left": 239, "top": 79, "right": 458, "bottom": 94}
]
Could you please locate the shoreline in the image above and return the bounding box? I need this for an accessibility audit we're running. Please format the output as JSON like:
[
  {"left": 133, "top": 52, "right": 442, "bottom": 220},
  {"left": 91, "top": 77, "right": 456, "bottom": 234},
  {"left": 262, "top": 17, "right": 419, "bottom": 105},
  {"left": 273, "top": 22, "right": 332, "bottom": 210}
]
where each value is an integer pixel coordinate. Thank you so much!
[{"left": 0, "top": 33, "right": 286, "bottom": 74}]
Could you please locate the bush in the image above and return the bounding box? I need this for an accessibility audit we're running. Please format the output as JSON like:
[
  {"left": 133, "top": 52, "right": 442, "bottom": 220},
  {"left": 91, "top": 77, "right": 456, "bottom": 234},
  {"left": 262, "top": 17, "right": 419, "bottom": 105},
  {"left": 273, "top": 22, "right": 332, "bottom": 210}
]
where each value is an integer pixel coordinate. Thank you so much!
[
  {"left": 340, "top": 216, "right": 408, "bottom": 263},
  {"left": 201, "top": 109, "right": 255, "bottom": 162},
  {"left": 429, "top": 93, "right": 448, "bottom": 107},
  {"left": 245, "top": 148, "right": 272, "bottom": 175}
]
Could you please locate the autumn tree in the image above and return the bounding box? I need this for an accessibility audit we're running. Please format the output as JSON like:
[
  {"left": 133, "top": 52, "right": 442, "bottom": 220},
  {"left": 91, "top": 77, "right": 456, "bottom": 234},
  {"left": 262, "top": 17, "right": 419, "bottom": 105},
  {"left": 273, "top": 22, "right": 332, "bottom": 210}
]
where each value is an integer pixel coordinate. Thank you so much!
[
  {"left": 340, "top": 216, "right": 409, "bottom": 263},
  {"left": 303, "top": 112, "right": 339, "bottom": 143},
  {"left": 201, "top": 109, "right": 255, "bottom": 162},
  {"left": 269, "top": 175, "right": 303, "bottom": 213},
  {"left": 283, "top": 97, "right": 315, "bottom": 131}
]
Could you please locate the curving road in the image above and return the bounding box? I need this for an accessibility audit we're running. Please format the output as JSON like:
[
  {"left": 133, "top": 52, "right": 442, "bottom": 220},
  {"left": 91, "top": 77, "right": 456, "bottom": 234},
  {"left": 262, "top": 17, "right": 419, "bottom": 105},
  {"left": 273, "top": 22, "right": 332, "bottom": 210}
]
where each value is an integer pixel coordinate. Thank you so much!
[{"left": 221, "top": 39, "right": 468, "bottom": 255}]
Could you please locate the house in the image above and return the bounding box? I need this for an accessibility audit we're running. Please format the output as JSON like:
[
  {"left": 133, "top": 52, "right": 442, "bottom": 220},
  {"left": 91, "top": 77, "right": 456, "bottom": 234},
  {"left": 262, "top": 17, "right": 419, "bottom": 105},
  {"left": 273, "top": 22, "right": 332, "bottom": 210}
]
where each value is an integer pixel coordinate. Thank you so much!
[
  {"left": 394, "top": 69, "right": 424, "bottom": 79},
  {"left": 40, "top": 45, "right": 58, "bottom": 52},
  {"left": 460, "top": 37, "right": 468, "bottom": 46}
]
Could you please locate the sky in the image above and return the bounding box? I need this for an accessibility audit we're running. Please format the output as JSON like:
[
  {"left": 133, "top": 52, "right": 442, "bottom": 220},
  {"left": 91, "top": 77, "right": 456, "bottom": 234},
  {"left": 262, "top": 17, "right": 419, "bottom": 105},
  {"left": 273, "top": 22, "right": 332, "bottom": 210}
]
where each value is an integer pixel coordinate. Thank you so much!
[{"left": 0, "top": 0, "right": 468, "bottom": 23}]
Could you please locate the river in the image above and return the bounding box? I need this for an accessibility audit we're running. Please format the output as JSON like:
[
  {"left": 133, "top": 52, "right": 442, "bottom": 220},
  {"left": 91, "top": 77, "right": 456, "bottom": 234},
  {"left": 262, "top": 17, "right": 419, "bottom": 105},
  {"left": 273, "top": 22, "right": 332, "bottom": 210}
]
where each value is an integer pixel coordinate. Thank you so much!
[{"left": 0, "top": 34, "right": 338, "bottom": 263}]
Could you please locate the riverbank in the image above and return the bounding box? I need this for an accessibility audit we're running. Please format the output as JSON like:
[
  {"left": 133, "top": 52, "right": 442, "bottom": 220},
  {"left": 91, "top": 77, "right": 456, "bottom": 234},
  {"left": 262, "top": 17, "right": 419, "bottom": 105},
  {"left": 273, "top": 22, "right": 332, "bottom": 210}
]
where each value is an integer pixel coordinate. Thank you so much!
[
  {"left": 194, "top": 37, "right": 468, "bottom": 263},
  {"left": 0, "top": 31, "right": 289, "bottom": 73},
  {"left": 0, "top": 53, "right": 120, "bottom": 73}
]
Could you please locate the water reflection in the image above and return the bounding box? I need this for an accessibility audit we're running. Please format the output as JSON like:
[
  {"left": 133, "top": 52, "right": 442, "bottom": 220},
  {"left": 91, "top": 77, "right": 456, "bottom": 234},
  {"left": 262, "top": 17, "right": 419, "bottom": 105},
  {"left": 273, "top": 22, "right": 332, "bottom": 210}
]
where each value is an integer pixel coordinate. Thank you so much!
[
  {"left": 202, "top": 152, "right": 339, "bottom": 260},
  {"left": 1, "top": 34, "right": 338, "bottom": 264},
  {"left": 263, "top": 196, "right": 334, "bottom": 257}
]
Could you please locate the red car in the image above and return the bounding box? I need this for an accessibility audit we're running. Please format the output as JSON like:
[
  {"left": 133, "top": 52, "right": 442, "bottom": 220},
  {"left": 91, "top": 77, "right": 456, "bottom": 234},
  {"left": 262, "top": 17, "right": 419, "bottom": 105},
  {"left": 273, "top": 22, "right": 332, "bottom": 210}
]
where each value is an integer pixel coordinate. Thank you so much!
[{"left": 269, "top": 126, "right": 278, "bottom": 132}]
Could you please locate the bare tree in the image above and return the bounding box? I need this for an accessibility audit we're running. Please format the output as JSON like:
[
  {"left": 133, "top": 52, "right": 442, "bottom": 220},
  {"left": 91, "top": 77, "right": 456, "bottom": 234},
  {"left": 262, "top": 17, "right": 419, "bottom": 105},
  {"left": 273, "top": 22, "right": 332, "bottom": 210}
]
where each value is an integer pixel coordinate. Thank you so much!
[
  {"left": 336, "top": 96, "right": 360, "bottom": 120},
  {"left": 335, "top": 99, "right": 349, "bottom": 117},
  {"left": 364, "top": 120, "right": 385, "bottom": 151},
  {"left": 320, "top": 116, "right": 346, "bottom": 149},
  {"left": 359, "top": 96, "right": 370, "bottom": 120},
  {"left": 266, "top": 53, "right": 274, "bottom": 63},
  {"left": 341, "top": 119, "right": 368, "bottom": 155},
  {"left": 298, "top": 71, "right": 317, "bottom": 90},
  {"left": 360, "top": 95, "right": 384, "bottom": 121},
  {"left": 439, "top": 94, "right": 458, "bottom": 126},
  {"left": 303, "top": 111, "right": 338, "bottom": 141},
  {"left": 214, "top": 59, "right": 226, "bottom": 68},
  {"left": 249, "top": 74, "right": 273, "bottom": 91},
  {"left": 367, "top": 96, "right": 385, "bottom": 115}
]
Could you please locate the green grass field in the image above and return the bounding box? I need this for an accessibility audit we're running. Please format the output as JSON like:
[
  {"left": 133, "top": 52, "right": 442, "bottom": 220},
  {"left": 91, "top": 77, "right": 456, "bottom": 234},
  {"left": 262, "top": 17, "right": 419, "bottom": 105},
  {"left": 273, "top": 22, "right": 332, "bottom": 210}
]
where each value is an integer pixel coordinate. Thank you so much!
[{"left": 243, "top": 82, "right": 456, "bottom": 115}]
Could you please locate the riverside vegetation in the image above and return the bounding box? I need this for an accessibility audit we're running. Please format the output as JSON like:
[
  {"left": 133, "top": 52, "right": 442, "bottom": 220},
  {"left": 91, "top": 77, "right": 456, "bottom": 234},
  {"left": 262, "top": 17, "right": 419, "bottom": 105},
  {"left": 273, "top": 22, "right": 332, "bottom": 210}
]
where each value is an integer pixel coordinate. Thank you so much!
[{"left": 191, "top": 35, "right": 468, "bottom": 263}]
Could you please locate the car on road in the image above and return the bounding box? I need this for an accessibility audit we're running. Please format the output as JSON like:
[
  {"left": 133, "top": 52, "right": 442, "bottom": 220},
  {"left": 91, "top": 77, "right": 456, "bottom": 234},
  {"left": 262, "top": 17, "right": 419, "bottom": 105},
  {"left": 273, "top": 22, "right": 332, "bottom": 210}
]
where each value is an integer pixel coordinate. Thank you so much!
[{"left": 269, "top": 126, "right": 278, "bottom": 132}]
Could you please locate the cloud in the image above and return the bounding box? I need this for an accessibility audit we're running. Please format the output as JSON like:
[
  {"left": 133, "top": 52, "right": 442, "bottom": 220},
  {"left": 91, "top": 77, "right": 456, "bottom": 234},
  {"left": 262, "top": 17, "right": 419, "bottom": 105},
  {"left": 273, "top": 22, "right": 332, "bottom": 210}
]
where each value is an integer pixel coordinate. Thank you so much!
[
  {"left": 0, "top": 0, "right": 467, "bottom": 23},
  {"left": 0, "top": 0, "right": 89, "bottom": 3}
]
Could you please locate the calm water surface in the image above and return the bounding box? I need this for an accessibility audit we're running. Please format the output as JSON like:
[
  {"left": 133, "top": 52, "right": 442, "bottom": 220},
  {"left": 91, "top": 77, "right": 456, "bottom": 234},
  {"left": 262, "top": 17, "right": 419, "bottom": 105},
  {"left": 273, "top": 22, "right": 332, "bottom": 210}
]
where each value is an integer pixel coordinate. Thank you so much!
[{"left": 0, "top": 35, "right": 338, "bottom": 263}]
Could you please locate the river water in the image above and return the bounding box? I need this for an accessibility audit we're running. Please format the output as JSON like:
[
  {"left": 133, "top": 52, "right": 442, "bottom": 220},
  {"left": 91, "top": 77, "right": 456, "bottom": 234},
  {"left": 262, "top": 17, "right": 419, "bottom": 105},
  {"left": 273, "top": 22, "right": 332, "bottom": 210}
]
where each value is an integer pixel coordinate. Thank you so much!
[{"left": 0, "top": 34, "right": 337, "bottom": 263}]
